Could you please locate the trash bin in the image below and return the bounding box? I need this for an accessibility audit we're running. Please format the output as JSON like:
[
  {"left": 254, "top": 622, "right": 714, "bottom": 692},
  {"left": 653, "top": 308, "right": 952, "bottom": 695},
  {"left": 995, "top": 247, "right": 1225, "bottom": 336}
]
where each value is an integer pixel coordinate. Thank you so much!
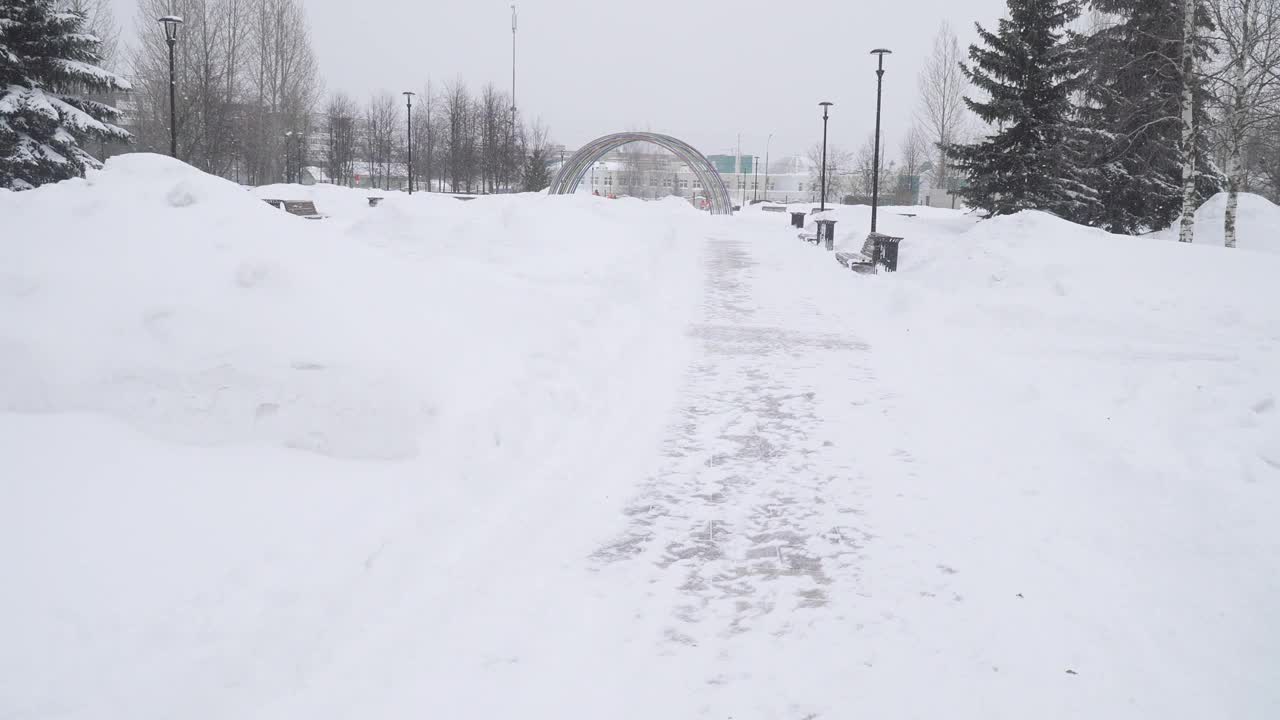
[
  {"left": 790, "top": 211, "right": 806, "bottom": 229},
  {"left": 861, "top": 232, "right": 903, "bottom": 273},
  {"left": 816, "top": 219, "right": 837, "bottom": 252}
]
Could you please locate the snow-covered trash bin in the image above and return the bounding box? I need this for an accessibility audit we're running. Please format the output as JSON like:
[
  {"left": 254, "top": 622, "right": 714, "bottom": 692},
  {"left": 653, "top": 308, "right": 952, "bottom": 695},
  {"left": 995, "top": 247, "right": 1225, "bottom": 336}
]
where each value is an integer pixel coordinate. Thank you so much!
[
  {"left": 790, "top": 211, "right": 806, "bottom": 229},
  {"left": 816, "top": 218, "right": 838, "bottom": 251}
]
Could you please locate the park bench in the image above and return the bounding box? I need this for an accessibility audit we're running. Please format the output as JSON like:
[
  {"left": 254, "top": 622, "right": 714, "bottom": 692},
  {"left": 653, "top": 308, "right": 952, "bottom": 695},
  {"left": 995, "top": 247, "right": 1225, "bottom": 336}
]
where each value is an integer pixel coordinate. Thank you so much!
[
  {"left": 283, "top": 200, "right": 324, "bottom": 219},
  {"left": 261, "top": 198, "right": 324, "bottom": 219},
  {"left": 761, "top": 205, "right": 787, "bottom": 213},
  {"left": 836, "top": 232, "right": 903, "bottom": 273},
  {"left": 368, "top": 196, "right": 384, "bottom": 207}
]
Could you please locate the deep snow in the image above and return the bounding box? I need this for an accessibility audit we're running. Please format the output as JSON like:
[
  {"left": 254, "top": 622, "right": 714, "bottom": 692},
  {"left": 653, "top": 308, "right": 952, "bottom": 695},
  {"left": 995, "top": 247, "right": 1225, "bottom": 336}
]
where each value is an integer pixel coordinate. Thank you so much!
[
  {"left": 2, "top": 156, "right": 1278, "bottom": 719},
  {"left": 1154, "top": 191, "right": 1280, "bottom": 253}
]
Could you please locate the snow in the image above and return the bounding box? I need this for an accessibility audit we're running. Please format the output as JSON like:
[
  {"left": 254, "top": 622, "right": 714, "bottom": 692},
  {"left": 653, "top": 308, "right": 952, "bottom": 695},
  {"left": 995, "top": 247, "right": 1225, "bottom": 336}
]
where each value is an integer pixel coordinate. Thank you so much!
[
  {"left": 1154, "top": 191, "right": 1280, "bottom": 254},
  {"left": 2, "top": 156, "right": 1279, "bottom": 719},
  {"left": 50, "top": 58, "right": 132, "bottom": 91}
]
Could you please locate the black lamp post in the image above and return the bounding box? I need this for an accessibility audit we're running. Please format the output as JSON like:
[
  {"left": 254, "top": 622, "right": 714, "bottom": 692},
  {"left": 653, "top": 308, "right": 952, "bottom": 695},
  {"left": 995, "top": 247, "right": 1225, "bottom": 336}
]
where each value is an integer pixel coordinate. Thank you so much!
[
  {"left": 752, "top": 155, "right": 760, "bottom": 202},
  {"left": 158, "top": 14, "right": 183, "bottom": 159},
  {"left": 403, "top": 91, "right": 415, "bottom": 194},
  {"left": 870, "top": 49, "right": 892, "bottom": 233},
  {"left": 819, "top": 101, "right": 833, "bottom": 212},
  {"left": 283, "top": 130, "right": 295, "bottom": 183}
]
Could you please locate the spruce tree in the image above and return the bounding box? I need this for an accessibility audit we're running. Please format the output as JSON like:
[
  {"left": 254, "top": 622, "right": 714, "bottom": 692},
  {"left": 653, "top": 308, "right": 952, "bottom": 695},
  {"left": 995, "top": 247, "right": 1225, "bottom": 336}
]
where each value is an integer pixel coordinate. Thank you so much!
[
  {"left": 0, "top": 0, "right": 130, "bottom": 190},
  {"left": 523, "top": 147, "right": 550, "bottom": 192},
  {"left": 951, "top": 0, "right": 1098, "bottom": 221},
  {"left": 1081, "top": 0, "right": 1223, "bottom": 234}
]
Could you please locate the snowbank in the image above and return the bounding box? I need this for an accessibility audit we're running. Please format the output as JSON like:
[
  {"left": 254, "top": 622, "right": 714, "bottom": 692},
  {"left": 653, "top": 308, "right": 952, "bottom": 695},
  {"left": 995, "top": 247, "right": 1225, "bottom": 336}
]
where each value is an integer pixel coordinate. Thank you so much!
[
  {"left": 0, "top": 154, "right": 705, "bottom": 461},
  {"left": 0, "top": 155, "right": 711, "bottom": 717},
  {"left": 1156, "top": 191, "right": 1280, "bottom": 253}
]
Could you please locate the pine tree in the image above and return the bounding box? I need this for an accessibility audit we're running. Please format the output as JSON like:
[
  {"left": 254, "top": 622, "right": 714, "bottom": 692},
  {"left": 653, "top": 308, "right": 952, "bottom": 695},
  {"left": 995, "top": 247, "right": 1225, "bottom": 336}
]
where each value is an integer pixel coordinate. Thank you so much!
[
  {"left": 0, "top": 0, "right": 130, "bottom": 190},
  {"left": 1081, "top": 0, "right": 1223, "bottom": 234},
  {"left": 523, "top": 147, "right": 550, "bottom": 192},
  {"left": 951, "top": 0, "right": 1099, "bottom": 221}
]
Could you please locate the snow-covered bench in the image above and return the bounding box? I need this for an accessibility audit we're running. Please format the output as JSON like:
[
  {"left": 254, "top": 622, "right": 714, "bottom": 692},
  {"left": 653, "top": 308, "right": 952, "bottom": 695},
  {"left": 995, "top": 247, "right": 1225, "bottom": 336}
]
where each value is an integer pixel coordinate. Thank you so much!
[
  {"left": 836, "top": 232, "right": 902, "bottom": 273},
  {"left": 262, "top": 198, "right": 325, "bottom": 220}
]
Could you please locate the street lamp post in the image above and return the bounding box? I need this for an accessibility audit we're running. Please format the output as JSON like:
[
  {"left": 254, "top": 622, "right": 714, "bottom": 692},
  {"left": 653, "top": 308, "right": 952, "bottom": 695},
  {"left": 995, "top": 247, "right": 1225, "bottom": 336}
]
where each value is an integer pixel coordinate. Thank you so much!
[
  {"left": 158, "top": 14, "right": 183, "bottom": 159},
  {"left": 752, "top": 155, "right": 760, "bottom": 202},
  {"left": 283, "top": 131, "right": 292, "bottom": 182},
  {"left": 403, "top": 91, "right": 416, "bottom": 194},
  {"left": 819, "top": 101, "right": 833, "bottom": 212},
  {"left": 764, "top": 133, "right": 772, "bottom": 204},
  {"left": 870, "top": 49, "right": 893, "bottom": 233}
]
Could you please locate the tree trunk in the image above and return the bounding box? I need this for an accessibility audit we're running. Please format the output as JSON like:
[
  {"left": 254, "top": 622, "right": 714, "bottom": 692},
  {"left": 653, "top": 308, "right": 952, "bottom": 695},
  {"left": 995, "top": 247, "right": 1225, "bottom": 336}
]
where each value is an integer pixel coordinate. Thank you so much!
[
  {"left": 1224, "top": 11, "right": 1253, "bottom": 249},
  {"left": 1178, "top": 0, "right": 1198, "bottom": 244}
]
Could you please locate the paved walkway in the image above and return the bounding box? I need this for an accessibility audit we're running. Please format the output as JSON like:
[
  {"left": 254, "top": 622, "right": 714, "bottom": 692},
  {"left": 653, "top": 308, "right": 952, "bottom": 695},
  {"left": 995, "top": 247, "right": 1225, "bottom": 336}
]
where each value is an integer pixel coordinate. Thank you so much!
[{"left": 588, "top": 226, "right": 938, "bottom": 716}]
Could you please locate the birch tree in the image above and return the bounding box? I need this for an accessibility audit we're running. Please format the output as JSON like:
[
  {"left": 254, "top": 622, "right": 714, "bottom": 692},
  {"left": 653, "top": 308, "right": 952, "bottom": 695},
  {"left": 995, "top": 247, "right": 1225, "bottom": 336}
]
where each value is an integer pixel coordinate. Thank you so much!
[
  {"left": 1180, "top": 0, "right": 1202, "bottom": 242},
  {"left": 1208, "top": 0, "right": 1280, "bottom": 246}
]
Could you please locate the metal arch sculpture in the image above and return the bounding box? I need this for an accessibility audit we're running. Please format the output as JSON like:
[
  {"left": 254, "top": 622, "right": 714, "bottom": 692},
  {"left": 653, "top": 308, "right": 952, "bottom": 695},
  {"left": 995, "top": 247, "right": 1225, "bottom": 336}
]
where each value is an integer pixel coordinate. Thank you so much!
[{"left": 549, "top": 132, "right": 734, "bottom": 215}]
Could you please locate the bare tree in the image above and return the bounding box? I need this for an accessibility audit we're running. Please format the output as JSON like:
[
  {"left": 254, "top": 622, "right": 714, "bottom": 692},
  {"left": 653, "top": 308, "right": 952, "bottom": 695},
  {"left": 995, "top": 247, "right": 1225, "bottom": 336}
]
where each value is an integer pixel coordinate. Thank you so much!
[
  {"left": 896, "top": 124, "right": 929, "bottom": 203},
  {"left": 916, "top": 22, "right": 969, "bottom": 189},
  {"left": 324, "top": 92, "right": 357, "bottom": 186},
  {"left": 242, "top": 0, "right": 321, "bottom": 184},
  {"left": 1207, "top": 0, "right": 1280, "bottom": 247},
  {"left": 442, "top": 79, "right": 477, "bottom": 192},
  {"left": 617, "top": 142, "right": 649, "bottom": 198},
  {"left": 806, "top": 142, "right": 853, "bottom": 204}
]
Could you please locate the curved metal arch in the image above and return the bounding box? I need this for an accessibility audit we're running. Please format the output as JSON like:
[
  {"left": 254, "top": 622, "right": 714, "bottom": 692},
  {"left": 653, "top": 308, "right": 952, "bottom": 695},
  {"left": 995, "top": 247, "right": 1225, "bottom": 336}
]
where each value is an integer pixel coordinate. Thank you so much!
[{"left": 549, "top": 132, "right": 734, "bottom": 215}]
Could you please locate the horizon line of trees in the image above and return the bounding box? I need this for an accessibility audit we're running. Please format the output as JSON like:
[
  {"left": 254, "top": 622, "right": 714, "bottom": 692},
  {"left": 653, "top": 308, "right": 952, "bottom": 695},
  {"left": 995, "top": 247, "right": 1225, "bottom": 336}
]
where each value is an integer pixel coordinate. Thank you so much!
[{"left": 1, "top": 0, "right": 556, "bottom": 193}]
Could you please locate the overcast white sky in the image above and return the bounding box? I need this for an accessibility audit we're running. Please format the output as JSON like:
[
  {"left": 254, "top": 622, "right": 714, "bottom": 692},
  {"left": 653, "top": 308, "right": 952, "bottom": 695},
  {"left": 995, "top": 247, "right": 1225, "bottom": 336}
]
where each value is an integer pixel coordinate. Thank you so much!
[{"left": 112, "top": 0, "right": 1010, "bottom": 161}]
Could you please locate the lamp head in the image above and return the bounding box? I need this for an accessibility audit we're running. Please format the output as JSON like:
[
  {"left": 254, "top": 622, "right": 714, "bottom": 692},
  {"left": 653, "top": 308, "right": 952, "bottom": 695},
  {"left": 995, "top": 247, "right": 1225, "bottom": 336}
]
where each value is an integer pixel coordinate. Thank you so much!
[{"left": 158, "top": 15, "right": 183, "bottom": 42}]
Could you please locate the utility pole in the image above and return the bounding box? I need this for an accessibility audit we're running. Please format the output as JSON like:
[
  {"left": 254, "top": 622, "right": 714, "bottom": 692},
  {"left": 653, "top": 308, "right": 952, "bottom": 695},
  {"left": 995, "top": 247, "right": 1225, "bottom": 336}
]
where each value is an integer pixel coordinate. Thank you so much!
[
  {"left": 752, "top": 155, "right": 760, "bottom": 202},
  {"left": 510, "top": 4, "right": 518, "bottom": 192},
  {"left": 737, "top": 133, "right": 744, "bottom": 206},
  {"left": 764, "top": 133, "right": 772, "bottom": 204}
]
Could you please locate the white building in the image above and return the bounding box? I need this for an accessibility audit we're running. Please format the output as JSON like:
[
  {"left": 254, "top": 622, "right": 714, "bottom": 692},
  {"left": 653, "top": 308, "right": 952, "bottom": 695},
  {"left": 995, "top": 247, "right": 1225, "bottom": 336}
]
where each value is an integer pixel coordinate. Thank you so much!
[{"left": 573, "top": 150, "right": 819, "bottom": 205}]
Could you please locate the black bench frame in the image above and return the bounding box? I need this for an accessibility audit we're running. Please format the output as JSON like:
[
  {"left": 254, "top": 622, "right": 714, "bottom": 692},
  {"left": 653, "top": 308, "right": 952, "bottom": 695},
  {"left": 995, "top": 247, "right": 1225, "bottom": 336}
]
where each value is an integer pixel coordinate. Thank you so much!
[{"left": 836, "top": 232, "right": 902, "bottom": 273}]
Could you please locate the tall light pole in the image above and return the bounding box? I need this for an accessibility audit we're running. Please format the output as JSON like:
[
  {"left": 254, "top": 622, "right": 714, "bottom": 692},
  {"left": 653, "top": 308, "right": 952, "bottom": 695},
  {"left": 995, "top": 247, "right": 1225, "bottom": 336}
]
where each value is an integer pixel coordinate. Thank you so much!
[
  {"left": 284, "top": 130, "right": 293, "bottom": 182},
  {"left": 752, "top": 155, "right": 760, "bottom": 202},
  {"left": 870, "top": 49, "right": 892, "bottom": 233},
  {"left": 403, "top": 91, "right": 416, "bottom": 194},
  {"left": 764, "top": 133, "right": 772, "bottom": 204},
  {"left": 510, "top": 4, "right": 518, "bottom": 192},
  {"left": 158, "top": 14, "right": 183, "bottom": 159},
  {"left": 819, "top": 101, "right": 833, "bottom": 212}
]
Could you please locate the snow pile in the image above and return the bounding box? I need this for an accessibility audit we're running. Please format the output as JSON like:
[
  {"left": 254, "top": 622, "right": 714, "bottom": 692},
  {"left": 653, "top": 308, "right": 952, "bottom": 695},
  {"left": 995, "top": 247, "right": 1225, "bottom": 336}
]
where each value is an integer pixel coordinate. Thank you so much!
[
  {"left": 0, "top": 154, "right": 704, "bottom": 462},
  {"left": 3, "top": 163, "right": 1278, "bottom": 719},
  {"left": 845, "top": 209, "right": 1280, "bottom": 480},
  {"left": 1155, "top": 191, "right": 1280, "bottom": 253},
  {"left": 0, "top": 156, "right": 713, "bottom": 717}
]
